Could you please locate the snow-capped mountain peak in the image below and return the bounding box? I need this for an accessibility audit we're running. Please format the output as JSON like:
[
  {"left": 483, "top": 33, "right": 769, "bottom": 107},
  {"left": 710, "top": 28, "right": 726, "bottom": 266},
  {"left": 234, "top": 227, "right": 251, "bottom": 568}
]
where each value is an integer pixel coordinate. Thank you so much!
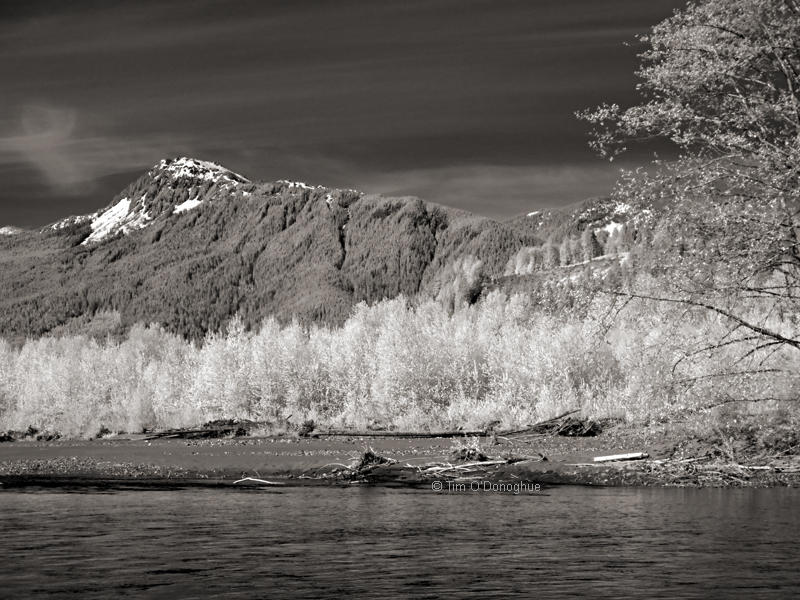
[
  {"left": 154, "top": 157, "right": 250, "bottom": 185},
  {"left": 74, "top": 157, "right": 251, "bottom": 244},
  {"left": 43, "top": 157, "right": 364, "bottom": 247}
]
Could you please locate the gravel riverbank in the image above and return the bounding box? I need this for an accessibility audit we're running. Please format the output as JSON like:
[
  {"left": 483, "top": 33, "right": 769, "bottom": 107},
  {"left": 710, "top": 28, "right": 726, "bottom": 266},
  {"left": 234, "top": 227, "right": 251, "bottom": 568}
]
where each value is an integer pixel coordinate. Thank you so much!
[{"left": 1, "top": 424, "right": 798, "bottom": 489}]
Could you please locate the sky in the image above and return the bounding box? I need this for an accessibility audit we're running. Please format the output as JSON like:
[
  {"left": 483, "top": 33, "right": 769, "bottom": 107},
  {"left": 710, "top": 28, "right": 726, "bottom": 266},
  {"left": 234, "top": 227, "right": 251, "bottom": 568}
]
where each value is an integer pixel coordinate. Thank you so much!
[{"left": 0, "top": 0, "right": 684, "bottom": 227}]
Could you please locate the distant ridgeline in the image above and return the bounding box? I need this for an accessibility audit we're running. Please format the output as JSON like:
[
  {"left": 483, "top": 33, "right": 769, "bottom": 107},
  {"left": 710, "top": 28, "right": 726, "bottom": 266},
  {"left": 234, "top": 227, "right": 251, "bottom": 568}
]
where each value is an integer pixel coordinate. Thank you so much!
[{"left": 0, "top": 157, "right": 650, "bottom": 340}]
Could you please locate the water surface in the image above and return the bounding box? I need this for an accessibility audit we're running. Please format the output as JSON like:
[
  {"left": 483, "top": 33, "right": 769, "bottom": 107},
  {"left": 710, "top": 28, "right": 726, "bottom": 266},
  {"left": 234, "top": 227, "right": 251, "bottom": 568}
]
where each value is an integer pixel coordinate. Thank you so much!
[{"left": 1, "top": 485, "right": 798, "bottom": 598}]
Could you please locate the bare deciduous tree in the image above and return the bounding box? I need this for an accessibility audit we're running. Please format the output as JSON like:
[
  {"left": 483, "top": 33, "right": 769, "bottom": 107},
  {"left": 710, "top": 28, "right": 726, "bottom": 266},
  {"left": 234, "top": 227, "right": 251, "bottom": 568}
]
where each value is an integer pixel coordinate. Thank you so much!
[{"left": 580, "top": 0, "right": 800, "bottom": 364}]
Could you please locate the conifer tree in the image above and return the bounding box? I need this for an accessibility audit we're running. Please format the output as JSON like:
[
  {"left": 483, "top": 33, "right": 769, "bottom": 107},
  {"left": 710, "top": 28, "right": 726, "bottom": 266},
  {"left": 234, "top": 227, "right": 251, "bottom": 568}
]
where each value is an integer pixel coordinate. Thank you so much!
[{"left": 581, "top": 226, "right": 602, "bottom": 262}]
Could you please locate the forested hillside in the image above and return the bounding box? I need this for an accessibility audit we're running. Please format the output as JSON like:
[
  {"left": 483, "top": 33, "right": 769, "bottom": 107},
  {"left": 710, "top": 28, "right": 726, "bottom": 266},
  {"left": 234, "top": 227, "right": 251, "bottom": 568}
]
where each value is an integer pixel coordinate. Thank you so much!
[{"left": 4, "top": 158, "right": 634, "bottom": 340}]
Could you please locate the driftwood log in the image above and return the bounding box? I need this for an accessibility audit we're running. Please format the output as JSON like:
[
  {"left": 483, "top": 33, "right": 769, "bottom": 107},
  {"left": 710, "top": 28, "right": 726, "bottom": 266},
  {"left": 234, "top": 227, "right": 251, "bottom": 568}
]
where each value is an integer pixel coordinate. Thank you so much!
[
  {"left": 141, "top": 409, "right": 590, "bottom": 441},
  {"left": 593, "top": 452, "right": 649, "bottom": 463},
  {"left": 233, "top": 477, "right": 285, "bottom": 486},
  {"left": 316, "top": 409, "right": 585, "bottom": 439},
  {"left": 144, "top": 426, "right": 246, "bottom": 440},
  {"left": 315, "top": 430, "right": 487, "bottom": 439}
]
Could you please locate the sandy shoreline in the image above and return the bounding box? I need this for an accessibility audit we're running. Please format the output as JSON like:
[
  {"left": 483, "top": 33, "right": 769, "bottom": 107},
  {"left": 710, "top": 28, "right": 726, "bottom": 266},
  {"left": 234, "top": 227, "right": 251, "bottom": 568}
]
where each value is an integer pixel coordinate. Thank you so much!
[{"left": 2, "top": 426, "right": 799, "bottom": 490}]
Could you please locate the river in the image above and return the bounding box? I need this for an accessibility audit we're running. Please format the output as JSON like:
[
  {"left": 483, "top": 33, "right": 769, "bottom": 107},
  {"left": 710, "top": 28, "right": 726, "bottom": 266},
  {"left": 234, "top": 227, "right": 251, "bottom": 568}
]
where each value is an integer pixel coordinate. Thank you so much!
[{"left": 1, "top": 485, "right": 798, "bottom": 598}]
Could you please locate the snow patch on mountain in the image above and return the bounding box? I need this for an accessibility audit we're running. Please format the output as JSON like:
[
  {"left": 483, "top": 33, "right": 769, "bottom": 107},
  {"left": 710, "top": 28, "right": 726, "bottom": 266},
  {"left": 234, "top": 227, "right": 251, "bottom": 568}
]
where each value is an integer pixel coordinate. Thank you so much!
[
  {"left": 47, "top": 214, "right": 94, "bottom": 232},
  {"left": 0, "top": 226, "right": 22, "bottom": 236},
  {"left": 84, "top": 197, "right": 131, "bottom": 244},
  {"left": 279, "top": 180, "right": 321, "bottom": 191},
  {"left": 173, "top": 196, "right": 203, "bottom": 214},
  {"left": 82, "top": 195, "right": 151, "bottom": 245}
]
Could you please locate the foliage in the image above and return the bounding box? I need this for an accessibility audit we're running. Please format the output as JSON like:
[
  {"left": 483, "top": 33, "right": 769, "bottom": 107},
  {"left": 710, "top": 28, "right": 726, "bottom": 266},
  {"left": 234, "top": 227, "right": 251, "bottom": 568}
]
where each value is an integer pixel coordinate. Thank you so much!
[
  {"left": 580, "top": 0, "right": 800, "bottom": 361},
  {"left": 2, "top": 290, "right": 796, "bottom": 438},
  {"left": 433, "top": 255, "right": 486, "bottom": 312}
]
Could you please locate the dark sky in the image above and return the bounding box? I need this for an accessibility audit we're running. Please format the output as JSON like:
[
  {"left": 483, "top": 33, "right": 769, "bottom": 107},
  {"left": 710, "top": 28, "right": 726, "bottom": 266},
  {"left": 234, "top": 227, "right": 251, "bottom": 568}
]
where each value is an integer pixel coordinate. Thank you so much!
[{"left": 0, "top": 0, "right": 683, "bottom": 227}]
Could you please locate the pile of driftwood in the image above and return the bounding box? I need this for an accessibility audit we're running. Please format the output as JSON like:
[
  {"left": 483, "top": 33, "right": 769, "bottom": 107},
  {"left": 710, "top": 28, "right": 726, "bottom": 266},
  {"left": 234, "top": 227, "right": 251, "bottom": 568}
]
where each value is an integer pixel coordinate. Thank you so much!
[
  {"left": 316, "top": 445, "right": 545, "bottom": 485},
  {"left": 500, "top": 410, "right": 603, "bottom": 437},
  {"left": 136, "top": 408, "right": 602, "bottom": 442},
  {"left": 0, "top": 426, "right": 62, "bottom": 442},
  {"left": 283, "top": 449, "right": 402, "bottom": 483},
  {"left": 414, "top": 458, "right": 524, "bottom": 483},
  {"left": 642, "top": 456, "right": 800, "bottom": 487},
  {"left": 274, "top": 445, "right": 531, "bottom": 485},
  {"left": 314, "top": 409, "right": 601, "bottom": 441},
  {"left": 144, "top": 419, "right": 257, "bottom": 440},
  {"left": 352, "top": 448, "right": 396, "bottom": 474},
  {"left": 564, "top": 454, "right": 800, "bottom": 487}
]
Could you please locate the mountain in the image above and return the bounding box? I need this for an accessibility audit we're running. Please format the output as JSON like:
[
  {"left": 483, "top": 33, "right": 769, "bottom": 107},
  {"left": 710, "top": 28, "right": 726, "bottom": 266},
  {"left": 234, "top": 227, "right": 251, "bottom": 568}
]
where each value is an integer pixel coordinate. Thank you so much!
[
  {"left": 0, "top": 157, "right": 642, "bottom": 340},
  {"left": 45, "top": 158, "right": 251, "bottom": 244}
]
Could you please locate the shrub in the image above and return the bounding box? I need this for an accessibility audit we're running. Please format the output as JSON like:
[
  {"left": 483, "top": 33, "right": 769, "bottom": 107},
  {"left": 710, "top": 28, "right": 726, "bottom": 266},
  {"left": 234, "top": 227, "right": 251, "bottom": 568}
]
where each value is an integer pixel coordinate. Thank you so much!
[{"left": 0, "top": 287, "right": 796, "bottom": 437}]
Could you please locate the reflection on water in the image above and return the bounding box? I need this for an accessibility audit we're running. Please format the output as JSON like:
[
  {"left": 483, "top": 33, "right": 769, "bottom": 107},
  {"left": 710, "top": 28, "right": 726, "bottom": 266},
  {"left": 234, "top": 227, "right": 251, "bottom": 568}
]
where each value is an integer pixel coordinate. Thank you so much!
[{"left": 1, "top": 485, "right": 798, "bottom": 599}]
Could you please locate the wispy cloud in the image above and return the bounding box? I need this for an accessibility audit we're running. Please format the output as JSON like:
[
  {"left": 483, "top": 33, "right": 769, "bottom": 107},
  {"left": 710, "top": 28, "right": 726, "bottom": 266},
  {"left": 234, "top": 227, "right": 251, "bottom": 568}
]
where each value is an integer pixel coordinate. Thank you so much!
[
  {"left": 0, "top": 105, "right": 624, "bottom": 219},
  {"left": 0, "top": 104, "right": 184, "bottom": 194}
]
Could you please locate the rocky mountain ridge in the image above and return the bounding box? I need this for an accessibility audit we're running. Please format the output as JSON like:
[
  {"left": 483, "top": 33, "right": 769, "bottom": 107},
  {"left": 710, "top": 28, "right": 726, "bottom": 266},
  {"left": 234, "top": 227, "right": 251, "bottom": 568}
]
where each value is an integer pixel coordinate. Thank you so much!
[{"left": 0, "top": 158, "right": 644, "bottom": 340}]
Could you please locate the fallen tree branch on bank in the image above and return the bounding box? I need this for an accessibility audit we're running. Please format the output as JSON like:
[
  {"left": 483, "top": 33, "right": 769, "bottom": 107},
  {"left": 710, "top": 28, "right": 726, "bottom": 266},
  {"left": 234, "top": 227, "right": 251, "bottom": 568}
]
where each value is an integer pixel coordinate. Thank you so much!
[
  {"left": 593, "top": 452, "right": 649, "bottom": 463},
  {"left": 315, "top": 430, "right": 487, "bottom": 438},
  {"left": 500, "top": 410, "right": 581, "bottom": 436},
  {"left": 233, "top": 477, "right": 285, "bottom": 486},
  {"left": 316, "top": 410, "right": 587, "bottom": 440}
]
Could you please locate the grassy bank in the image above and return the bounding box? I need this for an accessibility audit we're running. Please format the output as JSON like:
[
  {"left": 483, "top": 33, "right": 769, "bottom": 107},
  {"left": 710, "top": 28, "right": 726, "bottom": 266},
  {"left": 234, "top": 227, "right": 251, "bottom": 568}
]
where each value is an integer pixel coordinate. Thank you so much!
[{"left": 1, "top": 290, "right": 798, "bottom": 442}]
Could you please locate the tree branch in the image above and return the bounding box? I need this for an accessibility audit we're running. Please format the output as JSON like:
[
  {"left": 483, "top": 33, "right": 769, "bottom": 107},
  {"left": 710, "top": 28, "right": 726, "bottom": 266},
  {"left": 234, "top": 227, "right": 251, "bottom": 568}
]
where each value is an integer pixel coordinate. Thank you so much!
[{"left": 605, "top": 290, "right": 800, "bottom": 350}]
